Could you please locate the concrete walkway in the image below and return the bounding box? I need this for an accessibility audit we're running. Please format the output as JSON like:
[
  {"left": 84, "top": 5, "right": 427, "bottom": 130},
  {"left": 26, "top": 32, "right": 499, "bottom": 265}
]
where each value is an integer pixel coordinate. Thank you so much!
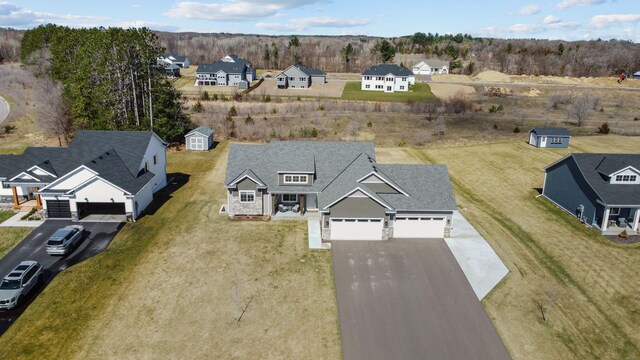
[
  {"left": 308, "top": 218, "right": 330, "bottom": 249},
  {"left": 0, "top": 212, "right": 45, "bottom": 228},
  {"left": 445, "top": 210, "right": 509, "bottom": 300},
  {"left": 0, "top": 95, "right": 9, "bottom": 125}
]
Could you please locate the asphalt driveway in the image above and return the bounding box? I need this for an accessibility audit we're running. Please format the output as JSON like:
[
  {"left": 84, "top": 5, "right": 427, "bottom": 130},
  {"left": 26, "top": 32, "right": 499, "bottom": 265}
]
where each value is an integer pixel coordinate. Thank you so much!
[
  {"left": 0, "top": 220, "right": 123, "bottom": 335},
  {"left": 332, "top": 239, "right": 511, "bottom": 360}
]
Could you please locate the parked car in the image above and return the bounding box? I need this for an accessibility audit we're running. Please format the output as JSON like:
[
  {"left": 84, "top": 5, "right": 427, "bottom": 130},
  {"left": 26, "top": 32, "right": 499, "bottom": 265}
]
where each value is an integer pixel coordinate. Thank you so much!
[
  {"left": 45, "top": 225, "right": 85, "bottom": 255},
  {"left": 0, "top": 261, "right": 43, "bottom": 310}
]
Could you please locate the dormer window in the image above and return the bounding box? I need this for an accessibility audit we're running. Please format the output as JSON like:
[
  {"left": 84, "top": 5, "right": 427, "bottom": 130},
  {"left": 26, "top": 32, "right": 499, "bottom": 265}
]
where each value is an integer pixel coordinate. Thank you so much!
[
  {"left": 284, "top": 174, "right": 308, "bottom": 184},
  {"left": 615, "top": 174, "right": 637, "bottom": 182}
]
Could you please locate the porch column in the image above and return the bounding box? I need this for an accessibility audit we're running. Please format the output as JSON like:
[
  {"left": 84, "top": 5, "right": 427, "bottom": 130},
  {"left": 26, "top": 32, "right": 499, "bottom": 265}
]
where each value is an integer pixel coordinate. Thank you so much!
[
  {"left": 300, "top": 195, "right": 306, "bottom": 215},
  {"left": 34, "top": 187, "right": 43, "bottom": 210},
  {"left": 12, "top": 186, "right": 19, "bottom": 209},
  {"left": 633, "top": 209, "right": 640, "bottom": 232},
  {"left": 602, "top": 207, "right": 610, "bottom": 231}
]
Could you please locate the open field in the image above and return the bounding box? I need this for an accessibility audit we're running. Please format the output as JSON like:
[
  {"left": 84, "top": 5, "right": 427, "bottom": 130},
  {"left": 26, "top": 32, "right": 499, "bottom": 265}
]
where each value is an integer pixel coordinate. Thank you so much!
[
  {"left": 341, "top": 82, "right": 438, "bottom": 103},
  {"left": 429, "top": 82, "right": 476, "bottom": 100},
  {"left": 376, "top": 135, "right": 640, "bottom": 360},
  {"left": 252, "top": 78, "right": 346, "bottom": 98},
  {"left": 0, "top": 143, "right": 341, "bottom": 360}
]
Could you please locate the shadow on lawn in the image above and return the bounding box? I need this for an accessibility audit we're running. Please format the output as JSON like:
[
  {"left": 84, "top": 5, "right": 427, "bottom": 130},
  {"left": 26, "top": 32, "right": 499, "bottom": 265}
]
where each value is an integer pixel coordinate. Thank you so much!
[{"left": 136, "top": 172, "right": 190, "bottom": 220}]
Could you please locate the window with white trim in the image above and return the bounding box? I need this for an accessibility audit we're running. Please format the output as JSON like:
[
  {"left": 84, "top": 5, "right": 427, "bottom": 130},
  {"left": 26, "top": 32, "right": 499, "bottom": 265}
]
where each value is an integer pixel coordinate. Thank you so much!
[
  {"left": 610, "top": 207, "right": 620, "bottom": 216},
  {"left": 400, "top": 86, "right": 405, "bottom": 90},
  {"left": 283, "top": 174, "right": 308, "bottom": 184},
  {"left": 550, "top": 137, "right": 562, "bottom": 144},
  {"left": 153, "top": 155, "right": 158, "bottom": 165},
  {"left": 240, "top": 191, "right": 255, "bottom": 203},
  {"left": 615, "top": 174, "right": 637, "bottom": 182},
  {"left": 365, "top": 84, "right": 370, "bottom": 89},
  {"left": 282, "top": 194, "right": 298, "bottom": 202}
]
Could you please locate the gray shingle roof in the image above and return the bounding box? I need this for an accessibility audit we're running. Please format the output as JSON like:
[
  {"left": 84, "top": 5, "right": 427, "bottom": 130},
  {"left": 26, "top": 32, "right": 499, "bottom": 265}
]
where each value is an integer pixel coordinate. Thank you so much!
[
  {"left": 197, "top": 55, "right": 253, "bottom": 75},
  {"left": 226, "top": 141, "right": 457, "bottom": 212},
  {"left": 164, "top": 54, "right": 188, "bottom": 63},
  {"left": 186, "top": 126, "right": 214, "bottom": 138},
  {"left": 0, "top": 131, "right": 160, "bottom": 194},
  {"left": 530, "top": 128, "right": 570, "bottom": 136},
  {"left": 416, "top": 59, "right": 450, "bottom": 68},
  {"left": 292, "top": 64, "right": 326, "bottom": 77},
  {"left": 568, "top": 153, "right": 640, "bottom": 205},
  {"left": 362, "top": 64, "right": 414, "bottom": 77}
]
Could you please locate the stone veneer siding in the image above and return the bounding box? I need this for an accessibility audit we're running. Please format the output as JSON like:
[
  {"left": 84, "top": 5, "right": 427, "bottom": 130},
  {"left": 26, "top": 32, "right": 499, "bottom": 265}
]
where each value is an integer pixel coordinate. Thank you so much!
[{"left": 230, "top": 190, "right": 264, "bottom": 215}]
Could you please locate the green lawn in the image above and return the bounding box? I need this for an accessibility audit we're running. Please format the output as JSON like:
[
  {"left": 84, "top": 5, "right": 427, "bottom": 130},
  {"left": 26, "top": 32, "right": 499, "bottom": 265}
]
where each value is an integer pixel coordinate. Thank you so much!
[
  {"left": 341, "top": 81, "right": 438, "bottom": 103},
  {"left": 0, "top": 210, "right": 15, "bottom": 224},
  {"left": 0, "top": 227, "right": 32, "bottom": 259}
]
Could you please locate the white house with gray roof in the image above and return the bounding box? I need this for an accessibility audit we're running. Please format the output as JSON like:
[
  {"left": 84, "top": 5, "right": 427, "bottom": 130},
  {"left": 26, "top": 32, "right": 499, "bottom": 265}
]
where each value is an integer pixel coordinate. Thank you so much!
[
  {"left": 224, "top": 141, "right": 456, "bottom": 242},
  {"left": 543, "top": 153, "right": 640, "bottom": 234},
  {"left": 0, "top": 131, "right": 167, "bottom": 221},
  {"left": 412, "top": 59, "right": 449, "bottom": 75},
  {"left": 195, "top": 54, "right": 256, "bottom": 87},
  {"left": 276, "top": 64, "right": 326, "bottom": 89},
  {"left": 159, "top": 54, "right": 190, "bottom": 68},
  {"left": 361, "top": 64, "right": 416, "bottom": 93}
]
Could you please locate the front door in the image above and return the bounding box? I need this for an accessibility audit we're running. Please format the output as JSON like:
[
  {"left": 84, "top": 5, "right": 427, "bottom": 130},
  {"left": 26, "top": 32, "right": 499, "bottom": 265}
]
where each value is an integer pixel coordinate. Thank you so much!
[{"left": 540, "top": 136, "right": 547, "bottom": 147}]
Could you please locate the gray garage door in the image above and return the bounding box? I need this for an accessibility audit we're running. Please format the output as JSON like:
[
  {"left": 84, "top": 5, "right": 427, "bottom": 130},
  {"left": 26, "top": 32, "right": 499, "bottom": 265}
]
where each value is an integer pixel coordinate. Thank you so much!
[
  {"left": 77, "top": 202, "right": 125, "bottom": 219},
  {"left": 46, "top": 200, "right": 71, "bottom": 219}
]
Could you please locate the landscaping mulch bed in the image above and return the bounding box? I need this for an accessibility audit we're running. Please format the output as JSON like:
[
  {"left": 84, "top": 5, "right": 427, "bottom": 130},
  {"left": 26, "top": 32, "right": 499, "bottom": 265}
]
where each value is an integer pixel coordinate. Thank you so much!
[
  {"left": 229, "top": 215, "right": 271, "bottom": 221},
  {"left": 604, "top": 235, "right": 640, "bottom": 244}
]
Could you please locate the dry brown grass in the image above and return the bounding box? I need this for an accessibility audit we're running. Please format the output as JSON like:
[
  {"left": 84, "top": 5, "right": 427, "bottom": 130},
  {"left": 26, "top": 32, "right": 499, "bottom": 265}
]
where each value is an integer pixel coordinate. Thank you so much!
[
  {"left": 376, "top": 135, "right": 640, "bottom": 360},
  {"left": 70, "top": 144, "right": 341, "bottom": 359},
  {"left": 252, "top": 78, "right": 346, "bottom": 98}
]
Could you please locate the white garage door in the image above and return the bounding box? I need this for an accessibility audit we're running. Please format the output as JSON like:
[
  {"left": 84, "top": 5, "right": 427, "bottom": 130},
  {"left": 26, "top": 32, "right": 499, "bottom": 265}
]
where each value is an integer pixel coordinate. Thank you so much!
[
  {"left": 190, "top": 137, "right": 205, "bottom": 150},
  {"left": 393, "top": 216, "right": 446, "bottom": 238},
  {"left": 331, "top": 218, "right": 383, "bottom": 240}
]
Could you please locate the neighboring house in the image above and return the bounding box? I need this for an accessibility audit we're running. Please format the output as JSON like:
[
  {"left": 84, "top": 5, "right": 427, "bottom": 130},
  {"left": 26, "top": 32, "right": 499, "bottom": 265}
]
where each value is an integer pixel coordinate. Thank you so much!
[
  {"left": 185, "top": 126, "right": 214, "bottom": 151},
  {"left": 195, "top": 54, "right": 256, "bottom": 87},
  {"left": 361, "top": 64, "right": 416, "bottom": 93},
  {"left": 224, "top": 141, "right": 457, "bottom": 241},
  {"left": 159, "top": 54, "right": 190, "bottom": 68},
  {"left": 529, "top": 128, "right": 571, "bottom": 148},
  {"left": 276, "top": 64, "right": 326, "bottom": 89},
  {"left": 412, "top": 59, "right": 450, "bottom": 75},
  {"left": 0, "top": 131, "right": 167, "bottom": 221},
  {"left": 633, "top": 71, "right": 640, "bottom": 79},
  {"left": 160, "top": 62, "right": 181, "bottom": 77},
  {"left": 542, "top": 153, "right": 640, "bottom": 233}
]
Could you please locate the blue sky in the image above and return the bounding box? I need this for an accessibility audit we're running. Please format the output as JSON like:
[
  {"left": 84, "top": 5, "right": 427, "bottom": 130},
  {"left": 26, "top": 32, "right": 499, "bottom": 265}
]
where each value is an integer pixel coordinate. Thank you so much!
[{"left": 1, "top": 0, "right": 639, "bottom": 41}]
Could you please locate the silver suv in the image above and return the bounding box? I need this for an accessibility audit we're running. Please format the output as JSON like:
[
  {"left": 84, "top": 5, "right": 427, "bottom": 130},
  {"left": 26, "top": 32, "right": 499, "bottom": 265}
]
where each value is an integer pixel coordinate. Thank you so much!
[
  {"left": 0, "top": 261, "right": 44, "bottom": 310},
  {"left": 46, "top": 225, "right": 85, "bottom": 255}
]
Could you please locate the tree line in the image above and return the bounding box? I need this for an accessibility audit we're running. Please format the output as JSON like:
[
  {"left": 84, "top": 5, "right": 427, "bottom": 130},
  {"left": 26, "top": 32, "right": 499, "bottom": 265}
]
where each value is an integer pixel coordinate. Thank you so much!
[{"left": 19, "top": 25, "right": 189, "bottom": 142}]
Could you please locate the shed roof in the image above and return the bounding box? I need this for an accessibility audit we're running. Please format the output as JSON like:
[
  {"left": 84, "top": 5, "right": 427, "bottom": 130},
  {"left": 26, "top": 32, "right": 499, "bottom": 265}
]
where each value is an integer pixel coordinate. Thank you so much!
[
  {"left": 186, "top": 126, "right": 214, "bottom": 138},
  {"left": 530, "top": 128, "right": 570, "bottom": 136}
]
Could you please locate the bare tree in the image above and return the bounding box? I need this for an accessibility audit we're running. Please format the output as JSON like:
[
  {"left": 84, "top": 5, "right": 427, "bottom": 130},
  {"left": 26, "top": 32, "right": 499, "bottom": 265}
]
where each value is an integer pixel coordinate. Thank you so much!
[
  {"left": 533, "top": 282, "right": 559, "bottom": 323},
  {"left": 568, "top": 94, "right": 596, "bottom": 127}
]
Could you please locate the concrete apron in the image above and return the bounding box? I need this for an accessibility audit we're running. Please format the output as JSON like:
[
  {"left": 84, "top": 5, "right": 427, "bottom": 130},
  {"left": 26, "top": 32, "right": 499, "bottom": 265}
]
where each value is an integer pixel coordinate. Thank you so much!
[{"left": 445, "top": 210, "right": 509, "bottom": 300}]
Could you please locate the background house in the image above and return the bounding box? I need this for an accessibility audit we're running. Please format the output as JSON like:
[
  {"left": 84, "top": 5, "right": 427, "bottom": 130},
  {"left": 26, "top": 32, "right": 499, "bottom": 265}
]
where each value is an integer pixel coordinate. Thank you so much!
[
  {"left": 361, "top": 64, "right": 415, "bottom": 93},
  {"left": 633, "top": 71, "right": 640, "bottom": 79},
  {"left": 412, "top": 59, "right": 450, "bottom": 75},
  {"left": 160, "top": 54, "right": 190, "bottom": 68},
  {"left": 195, "top": 55, "right": 256, "bottom": 87},
  {"left": 185, "top": 126, "right": 214, "bottom": 151},
  {"left": 276, "top": 64, "right": 326, "bottom": 89},
  {"left": 0, "top": 131, "right": 167, "bottom": 221},
  {"left": 542, "top": 153, "right": 640, "bottom": 233},
  {"left": 529, "top": 128, "right": 570, "bottom": 148}
]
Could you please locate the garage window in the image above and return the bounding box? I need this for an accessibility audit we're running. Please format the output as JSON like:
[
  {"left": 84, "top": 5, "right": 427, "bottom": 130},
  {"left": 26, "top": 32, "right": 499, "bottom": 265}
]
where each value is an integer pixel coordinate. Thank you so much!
[
  {"left": 153, "top": 155, "right": 157, "bottom": 165},
  {"left": 240, "top": 191, "right": 255, "bottom": 203}
]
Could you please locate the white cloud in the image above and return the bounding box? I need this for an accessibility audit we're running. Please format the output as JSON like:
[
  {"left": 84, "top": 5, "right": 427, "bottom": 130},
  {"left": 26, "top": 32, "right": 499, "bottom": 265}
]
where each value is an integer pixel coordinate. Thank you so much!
[
  {"left": 256, "top": 16, "right": 371, "bottom": 32},
  {"left": 516, "top": 4, "right": 541, "bottom": 16},
  {"left": 589, "top": 14, "right": 640, "bottom": 28},
  {"left": 164, "top": 0, "right": 322, "bottom": 21},
  {"left": 543, "top": 15, "right": 562, "bottom": 24},
  {"left": 556, "top": 0, "right": 608, "bottom": 10},
  {"left": 0, "top": 2, "right": 177, "bottom": 31}
]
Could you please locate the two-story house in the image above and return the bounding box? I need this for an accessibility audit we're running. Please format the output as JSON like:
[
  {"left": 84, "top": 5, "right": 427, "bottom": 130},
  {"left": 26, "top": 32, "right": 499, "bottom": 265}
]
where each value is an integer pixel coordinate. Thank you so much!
[
  {"left": 195, "top": 54, "right": 256, "bottom": 87},
  {"left": 224, "top": 141, "right": 457, "bottom": 242},
  {"left": 361, "top": 64, "right": 416, "bottom": 93},
  {"left": 542, "top": 153, "right": 640, "bottom": 233},
  {"left": 276, "top": 64, "right": 326, "bottom": 89},
  {"left": 0, "top": 131, "right": 167, "bottom": 221}
]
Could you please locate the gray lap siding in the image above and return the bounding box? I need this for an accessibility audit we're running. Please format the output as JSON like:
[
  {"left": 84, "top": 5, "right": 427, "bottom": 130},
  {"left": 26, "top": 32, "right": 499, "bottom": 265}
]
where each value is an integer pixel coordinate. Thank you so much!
[{"left": 543, "top": 157, "right": 600, "bottom": 225}]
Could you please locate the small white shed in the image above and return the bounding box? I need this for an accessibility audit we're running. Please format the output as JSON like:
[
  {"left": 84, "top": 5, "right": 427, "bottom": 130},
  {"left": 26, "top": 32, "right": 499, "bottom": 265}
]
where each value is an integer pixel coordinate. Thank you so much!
[{"left": 185, "top": 126, "right": 214, "bottom": 151}]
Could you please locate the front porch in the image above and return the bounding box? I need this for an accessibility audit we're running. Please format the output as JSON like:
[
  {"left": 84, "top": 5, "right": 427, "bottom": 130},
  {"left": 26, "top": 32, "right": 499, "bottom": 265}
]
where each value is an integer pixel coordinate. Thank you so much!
[
  {"left": 270, "top": 193, "right": 318, "bottom": 219},
  {"left": 2, "top": 185, "right": 43, "bottom": 210},
  {"left": 599, "top": 206, "right": 640, "bottom": 234}
]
